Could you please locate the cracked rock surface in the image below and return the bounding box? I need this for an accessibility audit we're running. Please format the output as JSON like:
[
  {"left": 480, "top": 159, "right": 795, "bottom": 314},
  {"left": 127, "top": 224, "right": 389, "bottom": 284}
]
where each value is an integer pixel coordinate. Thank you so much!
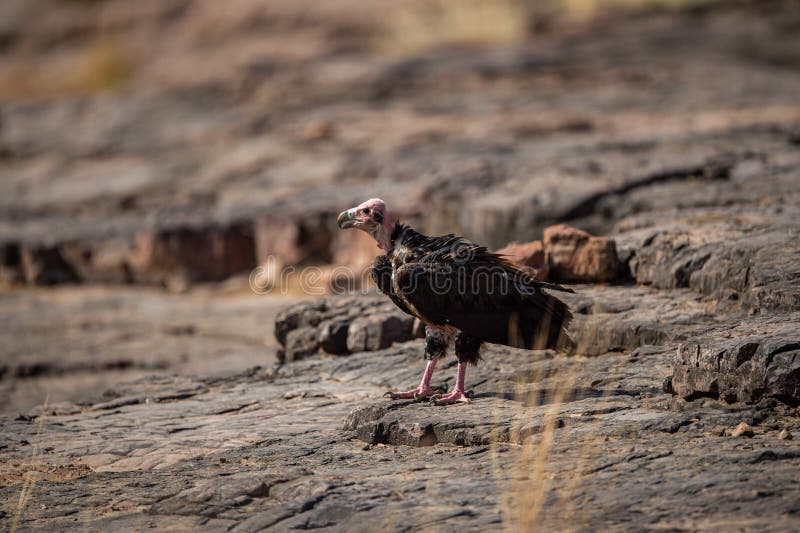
[
  {"left": 2, "top": 0, "right": 800, "bottom": 531},
  {"left": 2, "top": 339, "right": 800, "bottom": 531}
]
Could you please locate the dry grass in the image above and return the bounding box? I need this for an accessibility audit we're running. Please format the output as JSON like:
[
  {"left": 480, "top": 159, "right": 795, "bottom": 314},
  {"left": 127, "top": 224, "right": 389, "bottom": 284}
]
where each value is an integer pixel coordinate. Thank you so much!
[
  {"left": 0, "top": 37, "right": 136, "bottom": 101},
  {"left": 9, "top": 393, "right": 49, "bottom": 533},
  {"left": 378, "top": 0, "right": 721, "bottom": 55},
  {"left": 378, "top": 0, "right": 530, "bottom": 56},
  {"left": 485, "top": 314, "right": 607, "bottom": 531},
  {"left": 560, "top": 0, "right": 720, "bottom": 18},
  {"left": 78, "top": 37, "right": 137, "bottom": 94}
]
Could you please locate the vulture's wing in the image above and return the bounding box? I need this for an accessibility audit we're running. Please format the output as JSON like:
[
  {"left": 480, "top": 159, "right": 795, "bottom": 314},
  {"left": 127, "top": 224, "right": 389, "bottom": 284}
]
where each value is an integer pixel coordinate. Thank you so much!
[
  {"left": 393, "top": 252, "right": 573, "bottom": 350},
  {"left": 370, "top": 255, "right": 416, "bottom": 317}
]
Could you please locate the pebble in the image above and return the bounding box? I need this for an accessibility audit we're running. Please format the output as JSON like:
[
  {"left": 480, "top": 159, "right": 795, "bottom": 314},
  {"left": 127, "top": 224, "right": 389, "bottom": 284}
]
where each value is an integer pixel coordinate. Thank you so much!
[
  {"left": 731, "top": 422, "right": 754, "bottom": 438},
  {"left": 778, "top": 429, "right": 793, "bottom": 441}
]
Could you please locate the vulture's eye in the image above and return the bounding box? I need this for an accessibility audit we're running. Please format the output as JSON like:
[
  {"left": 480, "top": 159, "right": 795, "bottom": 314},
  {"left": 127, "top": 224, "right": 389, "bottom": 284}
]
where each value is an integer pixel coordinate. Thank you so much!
[{"left": 362, "top": 208, "right": 370, "bottom": 215}]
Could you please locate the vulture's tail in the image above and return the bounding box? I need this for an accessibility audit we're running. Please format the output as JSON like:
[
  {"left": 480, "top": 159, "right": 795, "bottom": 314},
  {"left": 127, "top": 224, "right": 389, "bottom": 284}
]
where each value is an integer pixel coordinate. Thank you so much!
[{"left": 510, "top": 292, "right": 574, "bottom": 351}]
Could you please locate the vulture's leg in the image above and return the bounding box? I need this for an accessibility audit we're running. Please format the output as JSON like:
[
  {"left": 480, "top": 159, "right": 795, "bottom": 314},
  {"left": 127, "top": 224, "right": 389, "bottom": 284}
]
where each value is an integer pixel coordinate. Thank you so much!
[
  {"left": 385, "top": 327, "right": 448, "bottom": 400},
  {"left": 432, "top": 332, "right": 481, "bottom": 405}
]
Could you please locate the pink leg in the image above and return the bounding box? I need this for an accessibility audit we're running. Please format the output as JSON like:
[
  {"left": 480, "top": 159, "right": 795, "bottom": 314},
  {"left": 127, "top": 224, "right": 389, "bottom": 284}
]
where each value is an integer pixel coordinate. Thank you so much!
[
  {"left": 385, "top": 357, "right": 440, "bottom": 401},
  {"left": 432, "top": 361, "right": 471, "bottom": 405}
]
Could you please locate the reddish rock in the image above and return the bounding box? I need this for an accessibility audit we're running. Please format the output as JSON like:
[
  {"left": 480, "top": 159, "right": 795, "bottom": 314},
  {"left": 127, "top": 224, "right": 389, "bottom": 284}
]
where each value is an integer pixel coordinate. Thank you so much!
[
  {"left": 255, "top": 217, "right": 302, "bottom": 268},
  {"left": 730, "top": 422, "right": 754, "bottom": 438},
  {"left": 300, "top": 119, "right": 334, "bottom": 141},
  {"left": 495, "top": 240, "right": 549, "bottom": 281},
  {"left": 543, "top": 224, "right": 620, "bottom": 283},
  {"left": 60, "top": 240, "right": 134, "bottom": 284},
  {"left": 255, "top": 214, "right": 333, "bottom": 268},
  {"left": 130, "top": 223, "right": 256, "bottom": 284}
]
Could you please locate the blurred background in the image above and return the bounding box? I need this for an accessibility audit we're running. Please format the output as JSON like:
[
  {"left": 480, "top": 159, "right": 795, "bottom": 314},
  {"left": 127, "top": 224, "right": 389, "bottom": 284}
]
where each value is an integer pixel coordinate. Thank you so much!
[{"left": 1, "top": 0, "right": 799, "bottom": 412}]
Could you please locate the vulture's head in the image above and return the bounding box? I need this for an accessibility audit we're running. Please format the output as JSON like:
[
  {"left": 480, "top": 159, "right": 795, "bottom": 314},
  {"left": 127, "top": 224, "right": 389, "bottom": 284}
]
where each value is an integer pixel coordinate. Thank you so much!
[{"left": 337, "top": 198, "right": 393, "bottom": 251}]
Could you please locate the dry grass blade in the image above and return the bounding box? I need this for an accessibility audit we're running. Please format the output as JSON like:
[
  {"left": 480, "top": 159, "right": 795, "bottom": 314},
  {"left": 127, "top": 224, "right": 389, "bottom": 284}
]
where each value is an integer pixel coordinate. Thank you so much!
[
  {"left": 488, "top": 312, "right": 602, "bottom": 531},
  {"left": 10, "top": 392, "right": 50, "bottom": 533}
]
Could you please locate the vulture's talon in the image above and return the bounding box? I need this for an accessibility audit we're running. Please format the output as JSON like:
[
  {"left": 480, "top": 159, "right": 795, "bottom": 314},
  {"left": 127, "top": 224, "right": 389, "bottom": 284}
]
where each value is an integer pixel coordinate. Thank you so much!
[
  {"left": 383, "top": 391, "right": 393, "bottom": 399},
  {"left": 431, "top": 390, "right": 472, "bottom": 405}
]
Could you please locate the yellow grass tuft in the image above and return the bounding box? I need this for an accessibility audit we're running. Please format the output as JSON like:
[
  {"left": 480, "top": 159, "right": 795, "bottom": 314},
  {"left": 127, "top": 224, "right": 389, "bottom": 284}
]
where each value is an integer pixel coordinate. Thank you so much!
[
  {"left": 78, "top": 37, "right": 136, "bottom": 94},
  {"left": 378, "top": 0, "right": 721, "bottom": 55},
  {"left": 378, "top": 0, "right": 530, "bottom": 56},
  {"left": 0, "top": 37, "right": 136, "bottom": 101},
  {"left": 560, "top": 0, "right": 720, "bottom": 19}
]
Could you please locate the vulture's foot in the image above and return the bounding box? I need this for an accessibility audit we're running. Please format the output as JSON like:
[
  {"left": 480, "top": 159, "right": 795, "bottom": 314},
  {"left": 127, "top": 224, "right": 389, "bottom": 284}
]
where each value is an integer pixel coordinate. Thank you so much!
[
  {"left": 383, "top": 386, "right": 439, "bottom": 401},
  {"left": 430, "top": 389, "right": 472, "bottom": 405}
]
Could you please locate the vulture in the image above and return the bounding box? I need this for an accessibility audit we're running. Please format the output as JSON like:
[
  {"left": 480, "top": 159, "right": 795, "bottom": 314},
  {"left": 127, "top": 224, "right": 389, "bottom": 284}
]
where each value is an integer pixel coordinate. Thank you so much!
[{"left": 337, "top": 198, "right": 574, "bottom": 405}]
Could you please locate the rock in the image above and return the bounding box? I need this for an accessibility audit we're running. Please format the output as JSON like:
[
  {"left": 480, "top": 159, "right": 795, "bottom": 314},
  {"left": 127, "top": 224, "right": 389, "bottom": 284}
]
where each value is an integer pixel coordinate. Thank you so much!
[
  {"left": 254, "top": 217, "right": 303, "bottom": 268},
  {"left": 282, "top": 327, "right": 320, "bottom": 363},
  {"left": 619, "top": 217, "right": 800, "bottom": 313},
  {"left": 318, "top": 318, "right": 350, "bottom": 355},
  {"left": 4, "top": 1, "right": 800, "bottom": 530},
  {"left": 671, "top": 320, "right": 800, "bottom": 405},
  {"left": 254, "top": 214, "right": 334, "bottom": 268},
  {"left": 731, "top": 422, "right": 754, "bottom": 438},
  {"left": 20, "top": 245, "right": 80, "bottom": 285},
  {"left": 0, "top": 242, "right": 23, "bottom": 284},
  {"left": 346, "top": 313, "right": 416, "bottom": 353},
  {"left": 495, "top": 240, "right": 548, "bottom": 280},
  {"left": 275, "top": 300, "right": 328, "bottom": 346},
  {"left": 778, "top": 429, "right": 793, "bottom": 440},
  {"left": 275, "top": 297, "right": 424, "bottom": 358},
  {"left": 61, "top": 239, "right": 134, "bottom": 284},
  {"left": 130, "top": 222, "right": 256, "bottom": 284},
  {"left": 151, "top": 471, "right": 294, "bottom": 518},
  {"left": 300, "top": 119, "right": 334, "bottom": 141},
  {"left": 4, "top": 298, "right": 800, "bottom": 531},
  {"left": 543, "top": 224, "right": 621, "bottom": 283}
]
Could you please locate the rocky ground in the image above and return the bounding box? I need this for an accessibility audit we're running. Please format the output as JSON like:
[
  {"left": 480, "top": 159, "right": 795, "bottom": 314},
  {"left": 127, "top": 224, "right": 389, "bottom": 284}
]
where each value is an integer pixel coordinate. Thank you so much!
[{"left": 2, "top": 0, "right": 800, "bottom": 531}]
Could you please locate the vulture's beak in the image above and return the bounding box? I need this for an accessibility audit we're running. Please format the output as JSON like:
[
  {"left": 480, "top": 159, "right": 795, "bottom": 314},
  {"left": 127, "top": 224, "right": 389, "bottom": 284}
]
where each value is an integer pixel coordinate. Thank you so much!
[{"left": 337, "top": 209, "right": 355, "bottom": 229}]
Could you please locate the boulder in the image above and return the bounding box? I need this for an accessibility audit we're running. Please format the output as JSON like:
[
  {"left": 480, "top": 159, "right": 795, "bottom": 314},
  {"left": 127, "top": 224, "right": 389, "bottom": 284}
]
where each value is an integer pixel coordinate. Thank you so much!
[
  {"left": 282, "top": 327, "right": 321, "bottom": 363},
  {"left": 255, "top": 213, "right": 334, "bottom": 268},
  {"left": 318, "top": 318, "right": 350, "bottom": 354},
  {"left": 130, "top": 222, "right": 256, "bottom": 284},
  {"left": 346, "top": 313, "right": 416, "bottom": 353},
  {"left": 543, "top": 224, "right": 621, "bottom": 283},
  {"left": 495, "top": 240, "right": 548, "bottom": 281},
  {"left": 622, "top": 223, "right": 800, "bottom": 313},
  {"left": 274, "top": 297, "right": 424, "bottom": 361},
  {"left": 672, "top": 326, "right": 800, "bottom": 405}
]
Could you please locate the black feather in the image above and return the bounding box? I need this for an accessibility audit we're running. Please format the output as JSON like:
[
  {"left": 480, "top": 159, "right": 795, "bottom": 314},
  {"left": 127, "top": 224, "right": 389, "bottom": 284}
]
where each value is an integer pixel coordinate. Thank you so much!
[{"left": 372, "top": 223, "right": 573, "bottom": 351}]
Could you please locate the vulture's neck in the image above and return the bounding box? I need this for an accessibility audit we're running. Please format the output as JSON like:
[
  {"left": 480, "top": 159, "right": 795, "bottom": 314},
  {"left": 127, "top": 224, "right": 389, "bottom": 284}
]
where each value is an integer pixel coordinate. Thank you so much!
[
  {"left": 385, "top": 222, "right": 409, "bottom": 254},
  {"left": 374, "top": 214, "right": 395, "bottom": 252}
]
